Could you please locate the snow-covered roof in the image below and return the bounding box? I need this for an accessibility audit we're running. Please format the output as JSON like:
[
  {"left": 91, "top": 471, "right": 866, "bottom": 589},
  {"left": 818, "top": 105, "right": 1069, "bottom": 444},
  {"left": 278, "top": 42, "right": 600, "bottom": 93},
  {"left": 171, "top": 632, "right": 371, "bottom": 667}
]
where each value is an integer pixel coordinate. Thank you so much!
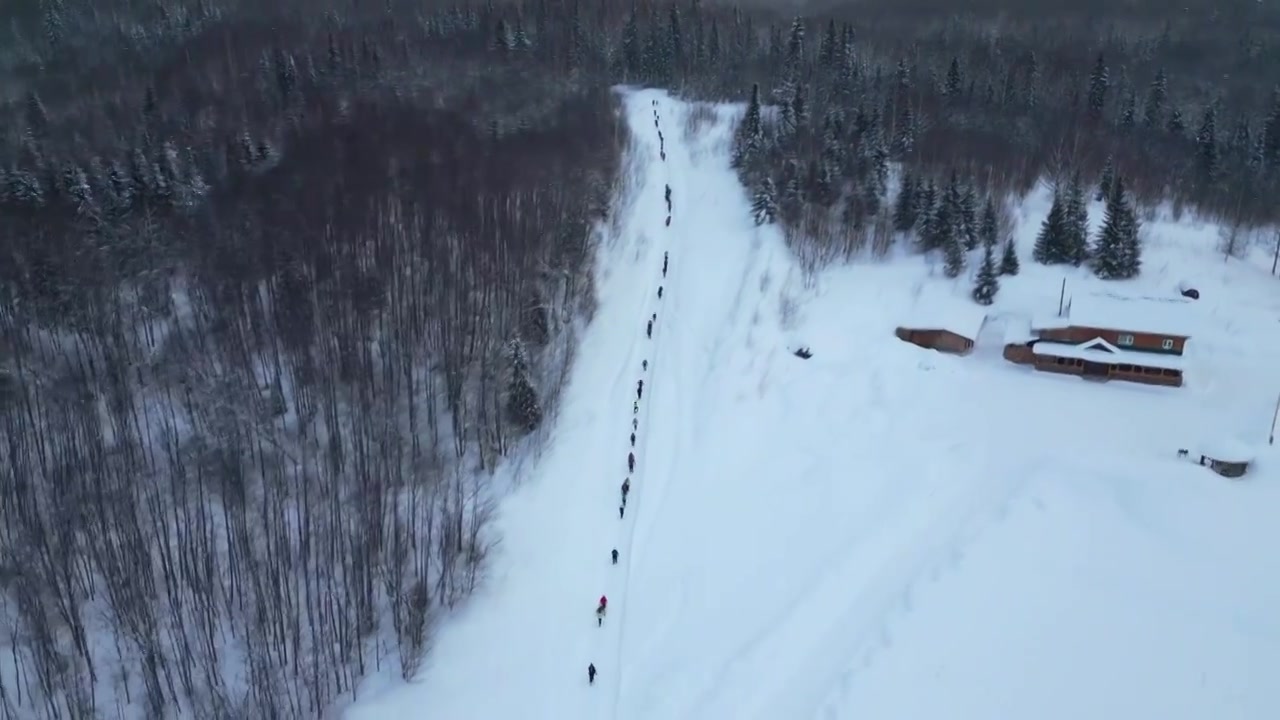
[
  {"left": 1032, "top": 337, "right": 1185, "bottom": 371},
  {"left": 1003, "top": 317, "right": 1034, "bottom": 345},
  {"left": 900, "top": 298, "right": 987, "bottom": 341},
  {"left": 1196, "top": 436, "right": 1255, "bottom": 463},
  {"left": 1031, "top": 314, "right": 1071, "bottom": 330},
  {"left": 1064, "top": 292, "right": 1196, "bottom": 338}
]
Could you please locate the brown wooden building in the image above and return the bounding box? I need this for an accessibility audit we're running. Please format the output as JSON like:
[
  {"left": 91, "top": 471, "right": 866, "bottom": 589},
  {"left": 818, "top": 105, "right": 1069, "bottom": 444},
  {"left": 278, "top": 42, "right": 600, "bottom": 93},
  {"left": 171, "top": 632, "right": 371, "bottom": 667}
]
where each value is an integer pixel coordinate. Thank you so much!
[
  {"left": 896, "top": 303, "right": 987, "bottom": 355},
  {"left": 1003, "top": 292, "right": 1194, "bottom": 388}
]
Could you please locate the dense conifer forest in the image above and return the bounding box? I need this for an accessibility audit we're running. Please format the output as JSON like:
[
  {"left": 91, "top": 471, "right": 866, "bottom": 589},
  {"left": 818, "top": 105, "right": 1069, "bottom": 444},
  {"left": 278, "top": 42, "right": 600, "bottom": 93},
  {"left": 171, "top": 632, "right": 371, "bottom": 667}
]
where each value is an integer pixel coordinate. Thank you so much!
[{"left": 2, "top": 0, "right": 1279, "bottom": 717}]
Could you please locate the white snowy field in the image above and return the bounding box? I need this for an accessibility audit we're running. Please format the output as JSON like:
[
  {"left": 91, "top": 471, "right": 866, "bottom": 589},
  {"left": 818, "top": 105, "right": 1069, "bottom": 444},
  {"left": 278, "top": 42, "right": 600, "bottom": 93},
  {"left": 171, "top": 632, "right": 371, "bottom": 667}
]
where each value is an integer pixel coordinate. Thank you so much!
[{"left": 345, "top": 89, "right": 1280, "bottom": 720}]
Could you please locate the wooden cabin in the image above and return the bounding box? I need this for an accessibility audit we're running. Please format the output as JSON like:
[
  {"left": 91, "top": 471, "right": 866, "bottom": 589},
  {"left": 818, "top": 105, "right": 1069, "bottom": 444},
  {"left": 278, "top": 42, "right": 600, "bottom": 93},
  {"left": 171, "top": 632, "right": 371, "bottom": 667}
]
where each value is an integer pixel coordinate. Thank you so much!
[
  {"left": 1003, "top": 292, "right": 1195, "bottom": 388},
  {"left": 896, "top": 302, "right": 987, "bottom": 356}
]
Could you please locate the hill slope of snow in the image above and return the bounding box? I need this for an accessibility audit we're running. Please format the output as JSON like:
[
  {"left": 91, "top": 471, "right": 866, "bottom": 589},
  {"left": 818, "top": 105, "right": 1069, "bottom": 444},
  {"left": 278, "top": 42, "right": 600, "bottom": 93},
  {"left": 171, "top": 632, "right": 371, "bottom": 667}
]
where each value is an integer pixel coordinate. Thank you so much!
[{"left": 345, "top": 89, "right": 1280, "bottom": 720}]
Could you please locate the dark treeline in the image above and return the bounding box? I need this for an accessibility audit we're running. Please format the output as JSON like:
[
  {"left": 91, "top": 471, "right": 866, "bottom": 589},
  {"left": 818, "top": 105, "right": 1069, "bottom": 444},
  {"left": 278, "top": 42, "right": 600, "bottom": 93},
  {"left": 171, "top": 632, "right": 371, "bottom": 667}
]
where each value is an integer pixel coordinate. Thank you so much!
[{"left": 2, "top": 0, "right": 1278, "bottom": 717}]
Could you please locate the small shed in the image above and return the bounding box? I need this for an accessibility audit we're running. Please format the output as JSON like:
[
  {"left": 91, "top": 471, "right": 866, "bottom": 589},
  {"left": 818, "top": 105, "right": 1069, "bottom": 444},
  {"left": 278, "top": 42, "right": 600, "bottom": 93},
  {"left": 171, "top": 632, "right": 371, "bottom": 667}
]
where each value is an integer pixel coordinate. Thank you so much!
[
  {"left": 1002, "top": 317, "right": 1035, "bottom": 364},
  {"left": 1191, "top": 437, "right": 1255, "bottom": 478},
  {"left": 896, "top": 299, "right": 987, "bottom": 355}
]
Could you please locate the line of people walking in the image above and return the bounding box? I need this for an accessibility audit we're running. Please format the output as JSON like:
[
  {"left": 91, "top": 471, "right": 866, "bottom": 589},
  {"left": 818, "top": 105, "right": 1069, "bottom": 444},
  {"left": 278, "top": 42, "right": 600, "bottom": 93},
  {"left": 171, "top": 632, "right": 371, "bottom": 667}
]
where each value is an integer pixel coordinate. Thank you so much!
[{"left": 588, "top": 98, "right": 675, "bottom": 687}]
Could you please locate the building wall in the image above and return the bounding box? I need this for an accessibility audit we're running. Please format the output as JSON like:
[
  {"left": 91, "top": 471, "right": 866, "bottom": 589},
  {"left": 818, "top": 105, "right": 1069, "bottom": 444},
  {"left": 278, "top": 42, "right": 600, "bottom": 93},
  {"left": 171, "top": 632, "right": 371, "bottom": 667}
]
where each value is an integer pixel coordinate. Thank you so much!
[
  {"left": 896, "top": 328, "right": 974, "bottom": 354},
  {"left": 1003, "top": 344, "right": 1034, "bottom": 364},
  {"left": 1036, "top": 325, "right": 1187, "bottom": 355},
  {"left": 1030, "top": 354, "right": 1182, "bottom": 387}
]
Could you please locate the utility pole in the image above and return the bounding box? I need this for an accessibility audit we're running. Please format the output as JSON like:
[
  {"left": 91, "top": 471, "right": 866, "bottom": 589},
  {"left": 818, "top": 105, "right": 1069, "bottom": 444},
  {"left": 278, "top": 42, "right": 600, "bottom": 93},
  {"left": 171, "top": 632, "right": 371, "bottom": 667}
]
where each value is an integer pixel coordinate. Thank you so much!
[
  {"left": 1271, "top": 228, "right": 1280, "bottom": 276},
  {"left": 1270, "top": 392, "right": 1280, "bottom": 446}
]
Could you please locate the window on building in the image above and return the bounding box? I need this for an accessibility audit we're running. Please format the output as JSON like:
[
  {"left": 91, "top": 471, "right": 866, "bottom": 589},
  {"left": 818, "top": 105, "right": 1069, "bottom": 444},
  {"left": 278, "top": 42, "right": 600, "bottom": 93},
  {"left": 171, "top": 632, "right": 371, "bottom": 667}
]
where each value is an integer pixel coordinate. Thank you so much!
[
  {"left": 1161, "top": 338, "right": 1174, "bottom": 350},
  {"left": 1117, "top": 333, "right": 1135, "bottom": 346}
]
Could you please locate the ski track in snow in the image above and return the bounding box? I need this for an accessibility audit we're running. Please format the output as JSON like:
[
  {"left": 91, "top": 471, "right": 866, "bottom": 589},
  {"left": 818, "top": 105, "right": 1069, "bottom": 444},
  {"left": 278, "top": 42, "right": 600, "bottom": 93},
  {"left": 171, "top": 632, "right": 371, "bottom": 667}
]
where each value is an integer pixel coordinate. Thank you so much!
[{"left": 345, "top": 88, "right": 1280, "bottom": 720}]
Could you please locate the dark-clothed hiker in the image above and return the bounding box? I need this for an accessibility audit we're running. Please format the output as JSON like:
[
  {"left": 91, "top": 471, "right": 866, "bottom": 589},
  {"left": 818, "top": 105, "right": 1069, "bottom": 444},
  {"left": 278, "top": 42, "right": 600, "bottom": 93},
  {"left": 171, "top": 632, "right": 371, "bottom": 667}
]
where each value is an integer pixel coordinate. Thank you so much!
[
  {"left": 658, "top": 286, "right": 663, "bottom": 299},
  {"left": 646, "top": 320, "right": 653, "bottom": 338},
  {"left": 663, "top": 252, "right": 668, "bottom": 276},
  {"left": 633, "top": 418, "right": 638, "bottom": 431},
  {"left": 633, "top": 400, "right": 639, "bottom": 414},
  {"left": 622, "top": 478, "right": 631, "bottom": 498},
  {"left": 612, "top": 548, "right": 619, "bottom": 564},
  {"left": 589, "top": 664, "right": 597, "bottom": 684},
  {"left": 628, "top": 452, "right": 635, "bottom": 473},
  {"left": 665, "top": 214, "right": 670, "bottom": 225},
  {"left": 643, "top": 359, "right": 648, "bottom": 371},
  {"left": 619, "top": 505, "right": 625, "bottom": 519},
  {"left": 637, "top": 380, "right": 644, "bottom": 399},
  {"left": 630, "top": 432, "right": 636, "bottom": 447}
]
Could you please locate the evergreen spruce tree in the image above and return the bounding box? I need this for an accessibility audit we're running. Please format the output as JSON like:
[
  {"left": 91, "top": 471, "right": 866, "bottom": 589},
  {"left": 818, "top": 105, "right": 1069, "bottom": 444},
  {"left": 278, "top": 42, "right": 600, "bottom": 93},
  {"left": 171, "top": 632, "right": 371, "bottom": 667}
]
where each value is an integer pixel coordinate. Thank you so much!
[
  {"left": 1032, "top": 190, "right": 1069, "bottom": 264},
  {"left": 943, "top": 228, "right": 966, "bottom": 278},
  {"left": 1196, "top": 101, "right": 1219, "bottom": 185},
  {"left": 916, "top": 179, "right": 937, "bottom": 239},
  {"left": 972, "top": 243, "right": 1000, "bottom": 305},
  {"left": 1119, "top": 89, "right": 1137, "bottom": 130},
  {"left": 958, "top": 181, "right": 978, "bottom": 250},
  {"left": 893, "top": 172, "right": 918, "bottom": 232},
  {"left": 507, "top": 339, "right": 543, "bottom": 432},
  {"left": 733, "top": 84, "right": 764, "bottom": 170},
  {"left": 751, "top": 177, "right": 778, "bottom": 225},
  {"left": 1143, "top": 68, "right": 1167, "bottom": 129},
  {"left": 1097, "top": 156, "right": 1115, "bottom": 201},
  {"left": 944, "top": 57, "right": 963, "bottom": 100},
  {"left": 1092, "top": 176, "right": 1142, "bottom": 280},
  {"left": 1262, "top": 88, "right": 1280, "bottom": 168},
  {"left": 1000, "top": 236, "right": 1020, "bottom": 275},
  {"left": 1086, "top": 54, "right": 1109, "bottom": 120},
  {"left": 979, "top": 196, "right": 999, "bottom": 249},
  {"left": 921, "top": 181, "right": 955, "bottom": 253},
  {"left": 622, "top": 7, "right": 641, "bottom": 76},
  {"left": 1063, "top": 172, "right": 1090, "bottom": 266}
]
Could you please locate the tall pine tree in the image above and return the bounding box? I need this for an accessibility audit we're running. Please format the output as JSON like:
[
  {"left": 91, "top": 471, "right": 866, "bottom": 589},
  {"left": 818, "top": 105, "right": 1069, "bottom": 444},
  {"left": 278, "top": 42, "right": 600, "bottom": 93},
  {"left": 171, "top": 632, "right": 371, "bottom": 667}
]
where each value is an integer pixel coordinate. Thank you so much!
[
  {"left": 1000, "top": 237, "right": 1020, "bottom": 275},
  {"left": 979, "top": 196, "right": 999, "bottom": 249},
  {"left": 972, "top": 243, "right": 1000, "bottom": 305},
  {"left": 507, "top": 339, "right": 543, "bottom": 432},
  {"left": 752, "top": 177, "right": 778, "bottom": 225},
  {"left": 1092, "top": 175, "right": 1142, "bottom": 280},
  {"left": 1033, "top": 190, "right": 1070, "bottom": 264},
  {"left": 1063, "top": 172, "right": 1090, "bottom": 266}
]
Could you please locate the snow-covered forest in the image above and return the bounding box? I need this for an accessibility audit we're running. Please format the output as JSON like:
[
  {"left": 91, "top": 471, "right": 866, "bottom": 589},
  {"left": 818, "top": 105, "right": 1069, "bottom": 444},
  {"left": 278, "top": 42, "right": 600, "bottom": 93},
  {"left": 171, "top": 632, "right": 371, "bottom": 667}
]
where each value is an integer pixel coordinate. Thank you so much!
[{"left": 2, "top": 0, "right": 1280, "bottom": 717}]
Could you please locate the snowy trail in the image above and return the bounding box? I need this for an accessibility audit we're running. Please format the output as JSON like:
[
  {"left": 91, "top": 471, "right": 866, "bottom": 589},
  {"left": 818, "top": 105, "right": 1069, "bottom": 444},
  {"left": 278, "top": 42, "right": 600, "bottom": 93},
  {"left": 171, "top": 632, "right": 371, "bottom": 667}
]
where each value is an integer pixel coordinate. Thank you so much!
[{"left": 344, "top": 88, "right": 676, "bottom": 720}]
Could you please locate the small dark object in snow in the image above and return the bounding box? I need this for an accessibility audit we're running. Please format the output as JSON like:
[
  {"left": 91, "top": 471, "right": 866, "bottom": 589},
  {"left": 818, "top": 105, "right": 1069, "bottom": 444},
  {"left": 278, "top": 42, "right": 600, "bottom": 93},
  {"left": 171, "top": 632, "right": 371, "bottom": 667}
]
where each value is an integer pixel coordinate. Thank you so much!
[
  {"left": 1181, "top": 288, "right": 1200, "bottom": 300},
  {"left": 665, "top": 215, "right": 671, "bottom": 226},
  {"left": 794, "top": 347, "right": 813, "bottom": 359}
]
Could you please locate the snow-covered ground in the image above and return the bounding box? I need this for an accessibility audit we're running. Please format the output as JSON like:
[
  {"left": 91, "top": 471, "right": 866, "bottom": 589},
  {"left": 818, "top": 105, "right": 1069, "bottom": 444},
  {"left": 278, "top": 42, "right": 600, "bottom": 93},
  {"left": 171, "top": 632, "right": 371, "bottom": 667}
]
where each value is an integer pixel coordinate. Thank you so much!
[{"left": 345, "top": 89, "right": 1280, "bottom": 720}]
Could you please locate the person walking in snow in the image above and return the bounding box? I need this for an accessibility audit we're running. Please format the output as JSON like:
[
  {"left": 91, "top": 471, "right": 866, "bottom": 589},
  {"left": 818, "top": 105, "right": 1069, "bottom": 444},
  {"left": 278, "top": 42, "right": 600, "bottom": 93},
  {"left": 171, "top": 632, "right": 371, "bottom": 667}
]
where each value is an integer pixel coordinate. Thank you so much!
[
  {"left": 663, "top": 252, "right": 668, "bottom": 276},
  {"left": 657, "top": 286, "right": 663, "bottom": 299},
  {"left": 628, "top": 452, "right": 635, "bottom": 473},
  {"left": 633, "top": 417, "right": 638, "bottom": 431},
  {"left": 646, "top": 319, "right": 653, "bottom": 338},
  {"left": 664, "top": 214, "right": 670, "bottom": 225},
  {"left": 622, "top": 477, "right": 631, "bottom": 500},
  {"left": 630, "top": 432, "right": 636, "bottom": 447},
  {"left": 642, "top": 359, "right": 648, "bottom": 371},
  {"left": 588, "top": 663, "right": 597, "bottom": 684},
  {"left": 633, "top": 400, "right": 639, "bottom": 414},
  {"left": 619, "top": 504, "right": 625, "bottom": 519},
  {"left": 661, "top": 151, "right": 666, "bottom": 162},
  {"left": 612, "top": 548, "right": 619, "bottom": 564},
  {"left": 637, "top": 379, "right": 644, "bottom": 400}
]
